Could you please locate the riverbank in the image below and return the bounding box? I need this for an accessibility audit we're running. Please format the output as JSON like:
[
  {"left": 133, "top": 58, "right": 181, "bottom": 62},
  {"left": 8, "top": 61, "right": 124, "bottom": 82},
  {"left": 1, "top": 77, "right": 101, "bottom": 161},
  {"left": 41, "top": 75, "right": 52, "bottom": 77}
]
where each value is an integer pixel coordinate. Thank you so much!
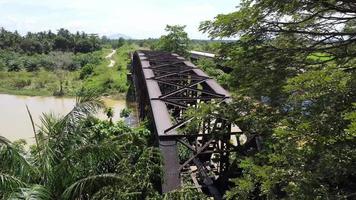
[
  {"left": 0, "top": 93, "right": 137, "bottom": 144},
  {"left": 0, "top": 44, "right": 137, "bottom": 97}
]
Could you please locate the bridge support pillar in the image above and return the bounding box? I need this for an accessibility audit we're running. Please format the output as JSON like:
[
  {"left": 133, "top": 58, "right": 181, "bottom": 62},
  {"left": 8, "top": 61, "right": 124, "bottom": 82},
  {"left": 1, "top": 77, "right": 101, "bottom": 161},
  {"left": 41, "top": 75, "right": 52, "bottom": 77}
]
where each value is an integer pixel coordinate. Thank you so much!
[{"left": 159, "top": 139, "right": 180, "bottom": 193}]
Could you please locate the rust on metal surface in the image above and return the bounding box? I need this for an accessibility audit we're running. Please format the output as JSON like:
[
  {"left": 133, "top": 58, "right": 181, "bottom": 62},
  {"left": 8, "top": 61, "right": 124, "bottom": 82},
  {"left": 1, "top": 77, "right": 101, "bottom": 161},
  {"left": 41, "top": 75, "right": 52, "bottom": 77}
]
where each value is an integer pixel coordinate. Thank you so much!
[{"left": 131, "top": 50, "right": 254, "bottom": 199}]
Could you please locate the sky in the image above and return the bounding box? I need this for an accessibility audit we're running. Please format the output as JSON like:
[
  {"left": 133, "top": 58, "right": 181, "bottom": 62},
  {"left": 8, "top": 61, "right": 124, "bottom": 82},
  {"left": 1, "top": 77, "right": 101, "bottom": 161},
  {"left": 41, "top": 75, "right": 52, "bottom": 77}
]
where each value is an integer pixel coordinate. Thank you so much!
[{"left": 0, "top": 0, "right": 240, "bottom": 39}]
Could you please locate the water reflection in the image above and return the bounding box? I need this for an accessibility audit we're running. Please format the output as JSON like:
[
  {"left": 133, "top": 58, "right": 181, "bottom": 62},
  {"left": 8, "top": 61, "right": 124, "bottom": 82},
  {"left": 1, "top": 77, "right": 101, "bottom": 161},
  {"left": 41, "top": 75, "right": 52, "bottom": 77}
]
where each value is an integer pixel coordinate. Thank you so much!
[{"left": 0, "top": 94, "right": 137, "bottom": 144}]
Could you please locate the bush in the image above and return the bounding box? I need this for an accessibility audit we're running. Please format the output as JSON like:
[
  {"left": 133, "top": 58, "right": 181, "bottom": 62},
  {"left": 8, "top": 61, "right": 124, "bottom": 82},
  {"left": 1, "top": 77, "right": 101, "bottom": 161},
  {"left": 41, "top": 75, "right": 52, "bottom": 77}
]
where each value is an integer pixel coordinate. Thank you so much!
[
  {"left": 0, "top": 60, "right": 5, "bottom": 71},
  {"left": 80, "top": 64, "right": 94, "bottom": 79},
  {"left": 7, "top": 60, "right": 22, "bottom": 71},
  {"left": 24, "top": 57, "right": 40, "bottom": 72}
]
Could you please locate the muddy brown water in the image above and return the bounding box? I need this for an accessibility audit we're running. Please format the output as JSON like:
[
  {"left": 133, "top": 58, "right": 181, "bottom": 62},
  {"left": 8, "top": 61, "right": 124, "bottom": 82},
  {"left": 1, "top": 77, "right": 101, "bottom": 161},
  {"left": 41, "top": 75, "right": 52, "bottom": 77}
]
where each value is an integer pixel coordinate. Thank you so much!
[{"left": 0, "top": 94, "right": 137, "bottom": 144}]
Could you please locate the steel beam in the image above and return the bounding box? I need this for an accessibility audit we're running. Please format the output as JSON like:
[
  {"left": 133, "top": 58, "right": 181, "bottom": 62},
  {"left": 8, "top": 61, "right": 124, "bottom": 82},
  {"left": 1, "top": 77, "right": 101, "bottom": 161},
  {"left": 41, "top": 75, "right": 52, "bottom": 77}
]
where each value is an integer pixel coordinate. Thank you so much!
[{"left": 132, "top": 50, "right": 235, "bottom": 198}]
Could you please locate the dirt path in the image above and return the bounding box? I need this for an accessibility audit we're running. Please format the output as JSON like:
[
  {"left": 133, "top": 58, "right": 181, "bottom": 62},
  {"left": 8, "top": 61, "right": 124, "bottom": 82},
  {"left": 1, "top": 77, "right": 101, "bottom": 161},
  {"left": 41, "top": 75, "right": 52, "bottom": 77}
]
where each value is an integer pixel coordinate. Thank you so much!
[{"left": 105, "top": 49, "right": 117, "bottom": 67}]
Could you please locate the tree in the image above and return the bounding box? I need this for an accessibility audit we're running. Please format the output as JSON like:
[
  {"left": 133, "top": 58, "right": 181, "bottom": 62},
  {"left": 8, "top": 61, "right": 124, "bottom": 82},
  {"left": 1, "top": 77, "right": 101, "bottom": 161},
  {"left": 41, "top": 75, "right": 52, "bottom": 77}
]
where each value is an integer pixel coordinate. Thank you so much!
[
  {"left": 0, "top": 92, "right": 209, "bottom": 199},
  {"left": 0, "top": 27, "right": 102, "bottom": 54},
  {"left": 200, "top": 0, "right": 356, "bottom": 199},
  {"left": 118, "top": 37, "right": 125, "bottom": 48},
  {"left": 157, "top": 25, "right": 190, "bottom": 57},
  {"left": 1, "top": 93, "right": 159, "bottom": 198},
  {"left": 24, "top": 57, "right": 40, "bottom": 72},
  {"left": 7, "top": 60, "right": 22, "bottom": 72},
  {"left": 200, "top": 0, "right": 356, "bottom": 105}
]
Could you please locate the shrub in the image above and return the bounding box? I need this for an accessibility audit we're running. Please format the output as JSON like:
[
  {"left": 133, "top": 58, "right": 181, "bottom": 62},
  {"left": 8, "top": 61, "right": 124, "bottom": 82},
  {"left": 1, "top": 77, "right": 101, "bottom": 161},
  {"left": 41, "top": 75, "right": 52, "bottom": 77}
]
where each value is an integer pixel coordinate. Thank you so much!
[
  {"left": 7, "top": 60, "right": 22, "bottom": 71},
  {"left": 24, "top": 57, "right": 40, "bottom": 72},
  {"left": 80, "top": 64, "right": 94, "bottom": 79}
]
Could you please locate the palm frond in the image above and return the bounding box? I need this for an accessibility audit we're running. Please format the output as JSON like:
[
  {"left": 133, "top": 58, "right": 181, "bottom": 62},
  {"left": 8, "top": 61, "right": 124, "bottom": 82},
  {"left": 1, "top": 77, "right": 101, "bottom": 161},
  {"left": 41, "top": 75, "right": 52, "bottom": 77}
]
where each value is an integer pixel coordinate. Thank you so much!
[
  {"left": 0, "top": 172, "right": 27, "bottom": 191},
  {"left": 60, "top": 94, "right": 105, "bottom": 138},
  {"left": 72, "top": 92, "right": 105, "bottom": 121},
  {"left": 54, "top": 143, "right": 122, "bottom": 192},
  {"left": 91, "top": 186, "right": 142, "bottom": 200},
  {"left": 0, "top": 136, "right": 11, "bottom": 146},
  {"left": 26, "top": 105, "right": 40, "bottom": 150},
  {"left": 8, "top": 184, "right": 51, "bottom": 200},
  {"left": 58, "top": 142, "right": 120, "bottom": 169},
  {"left": 33, "top": 142, "right": 57, "bottom": 185},
  {"left": 0, "top": 137, "right": 38, "bottom": 181},
  {"left": 62, "top": 173, "right": 124, "bottom": 199},
  {"left": 35, "top": 94, "right": 105, "bottom": 161},
  {"left": 38, "top": 112, "right": 64, "bottom": 138}
]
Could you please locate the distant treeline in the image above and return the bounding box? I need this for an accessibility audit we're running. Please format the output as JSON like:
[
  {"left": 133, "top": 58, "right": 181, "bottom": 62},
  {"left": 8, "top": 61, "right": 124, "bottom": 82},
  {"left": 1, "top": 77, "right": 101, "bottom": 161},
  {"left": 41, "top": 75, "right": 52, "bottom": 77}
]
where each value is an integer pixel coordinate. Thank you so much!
[
  {"left": 0, "top": 50, "right": 102, "bottom": 72},
  {"left": 0, "top": 28, "right": 101, "bottom": 54},
  {"left": 132, "top": 38, "right": 224, "bottom": 54}
]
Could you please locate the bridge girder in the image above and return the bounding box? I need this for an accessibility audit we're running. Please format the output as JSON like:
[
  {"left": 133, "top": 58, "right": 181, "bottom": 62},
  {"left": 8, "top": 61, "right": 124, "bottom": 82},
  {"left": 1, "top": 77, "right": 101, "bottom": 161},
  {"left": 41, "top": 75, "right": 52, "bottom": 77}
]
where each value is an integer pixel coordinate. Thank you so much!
[{"left": 131, "top": 51, "right": 249, "bottom": 199}]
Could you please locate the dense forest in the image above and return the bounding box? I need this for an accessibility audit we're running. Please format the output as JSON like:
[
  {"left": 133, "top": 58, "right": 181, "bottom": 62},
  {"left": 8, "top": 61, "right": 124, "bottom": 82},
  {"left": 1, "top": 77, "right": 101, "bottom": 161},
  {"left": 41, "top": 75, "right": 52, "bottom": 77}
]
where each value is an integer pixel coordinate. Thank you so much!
[{"left": 1, "top": 0, "right": 356, "bottom": 199}]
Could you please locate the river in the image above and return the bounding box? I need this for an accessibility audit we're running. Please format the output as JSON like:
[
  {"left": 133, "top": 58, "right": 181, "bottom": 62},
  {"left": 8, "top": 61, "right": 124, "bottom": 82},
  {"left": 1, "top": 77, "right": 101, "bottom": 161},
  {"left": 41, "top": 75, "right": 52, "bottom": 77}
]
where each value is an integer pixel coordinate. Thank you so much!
[{"left": 0, "top": 94, "right": 137, "bottom": 144}]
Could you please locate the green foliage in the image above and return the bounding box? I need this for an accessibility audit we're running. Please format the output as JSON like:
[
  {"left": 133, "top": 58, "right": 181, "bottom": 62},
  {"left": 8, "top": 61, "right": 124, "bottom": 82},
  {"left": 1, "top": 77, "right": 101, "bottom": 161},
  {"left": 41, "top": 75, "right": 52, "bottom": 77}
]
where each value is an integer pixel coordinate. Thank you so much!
[
  {"left": 0, "top": 27, "right": 101, "bottom": 54},
  {"left": 196, "top": 58, "right": 230, "bottom": 86},
  {"left": 156, "top": 25, "right": 190, "bottom": 57},
  {"left": 117, "top": 38, "right": 125, "bottom": 49},
  {"left": 0, "top": 45, "right": 135, "bottom": 96},
  {"left": 0, "top": 93, "right": 166, "bottom": 199},
  {"left": 101, "top": 37, "right": 126, "bottom": 49},
  {"left": 82, "top": 44, "right": 136, "bottom": 95},
  {"left": 0, "top": 49, "right": 102, "bottom": 72},
  {"left": 79, "top": 64, "right": 94, "bottom": 79},
  {"left": 345, "top": 104, "right": 356, "bottom": 139},
  {"left": 0, "top": 69, "right": 81, "bottom": 96},
  {"left": 120, "top": 108, "right": 131, "bottom": 118},
  {"left": 8, "top": 185, "right": 52, "bottom": 200},
  {"left": 200, "top": 0, "right": 356, "bottom": 198},
  {"left": 160, "top": 186, "right": 209, "bottom": 200},
  {"left": 190, "top": 40, "right": 221, "bottom": 54}
]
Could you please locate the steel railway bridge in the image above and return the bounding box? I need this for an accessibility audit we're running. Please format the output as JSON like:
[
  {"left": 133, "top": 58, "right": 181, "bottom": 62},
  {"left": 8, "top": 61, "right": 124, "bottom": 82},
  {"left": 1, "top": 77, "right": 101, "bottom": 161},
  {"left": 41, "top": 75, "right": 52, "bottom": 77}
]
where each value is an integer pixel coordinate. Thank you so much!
[{"left": 131, "top": 50, "right": 258, "bottom": 199}]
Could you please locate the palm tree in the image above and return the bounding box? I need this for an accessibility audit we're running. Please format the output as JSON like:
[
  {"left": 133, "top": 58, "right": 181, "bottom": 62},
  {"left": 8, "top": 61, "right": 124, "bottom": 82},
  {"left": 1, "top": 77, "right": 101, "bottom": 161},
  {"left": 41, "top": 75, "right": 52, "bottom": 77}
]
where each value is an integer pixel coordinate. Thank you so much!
[
  {"left": 0, "top": 136, "right": 37, "bottom": 199},
  {"left": 0, "top": 93, "right": 166, "bottom": 199},
  {"left": 0, "top": 93, "right": 105, "bottom": 199}
]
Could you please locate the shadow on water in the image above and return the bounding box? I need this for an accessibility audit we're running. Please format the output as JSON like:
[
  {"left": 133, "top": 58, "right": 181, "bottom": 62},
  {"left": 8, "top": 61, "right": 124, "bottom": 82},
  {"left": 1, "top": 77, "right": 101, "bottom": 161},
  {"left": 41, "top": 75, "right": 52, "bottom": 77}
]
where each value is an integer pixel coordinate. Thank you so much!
[{"left": 125, "top": 73, "right": 139, "bottom": 127}]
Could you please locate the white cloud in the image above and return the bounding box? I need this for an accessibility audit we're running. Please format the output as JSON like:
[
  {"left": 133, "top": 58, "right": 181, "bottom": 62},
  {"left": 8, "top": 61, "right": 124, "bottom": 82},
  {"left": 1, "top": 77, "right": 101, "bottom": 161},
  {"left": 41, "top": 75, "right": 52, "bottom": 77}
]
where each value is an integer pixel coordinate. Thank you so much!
[{"left": 0, "top": 0, "right": 239, "bottom": 39}]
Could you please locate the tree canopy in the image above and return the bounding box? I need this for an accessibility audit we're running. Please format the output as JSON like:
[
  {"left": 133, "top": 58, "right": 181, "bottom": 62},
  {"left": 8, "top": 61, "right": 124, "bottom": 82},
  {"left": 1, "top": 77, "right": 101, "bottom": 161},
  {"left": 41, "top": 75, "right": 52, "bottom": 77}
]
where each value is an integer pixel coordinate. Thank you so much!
[
  {"left": 156, "top": 25, "right": 190, "bottom": 57},
  {"left": 0, "top": 28, "right": 101, "bottom": 54},
  {"left": 199, "top": 0, "right": 356, "bottom": 199}
]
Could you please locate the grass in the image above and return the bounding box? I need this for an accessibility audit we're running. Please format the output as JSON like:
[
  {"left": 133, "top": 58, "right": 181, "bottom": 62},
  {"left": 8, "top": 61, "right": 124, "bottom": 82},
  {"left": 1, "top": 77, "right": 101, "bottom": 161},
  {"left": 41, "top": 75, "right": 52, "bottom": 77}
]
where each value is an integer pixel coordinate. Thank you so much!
[
  {"left": 0, "top": 70, "right": 81, "bottom": 96},
  {"left": 82, "top": 44, "right": 137, "bottom": 96},
  {"left": 0, "top": 44, "right": 138, "bottom": 97}
]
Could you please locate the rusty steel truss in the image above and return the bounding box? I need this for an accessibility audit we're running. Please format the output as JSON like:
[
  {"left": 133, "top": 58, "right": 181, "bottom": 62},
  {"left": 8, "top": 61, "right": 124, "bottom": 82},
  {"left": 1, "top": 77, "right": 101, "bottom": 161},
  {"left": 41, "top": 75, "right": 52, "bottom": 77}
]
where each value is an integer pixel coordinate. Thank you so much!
[{"left": 131, "top": 51, "right": 247, "bottom": 199}]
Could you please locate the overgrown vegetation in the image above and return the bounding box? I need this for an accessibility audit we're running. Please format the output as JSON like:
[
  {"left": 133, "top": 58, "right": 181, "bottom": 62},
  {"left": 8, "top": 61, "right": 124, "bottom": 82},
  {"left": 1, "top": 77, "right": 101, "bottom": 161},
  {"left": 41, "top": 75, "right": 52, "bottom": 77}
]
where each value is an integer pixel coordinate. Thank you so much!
[
  {"left": 198, "top": 0, "right": 356, "bottom": 199},
  {"left": 81, "top": 44, "right": 135, "bottom": 96},
  {"left": 0, "top": 28, "right": 136, "bottom": 97},
  {"left": 0, "top": 93, "right": 207, "bottom": 199},
  {"left": 1, "top": 0, "right": 356, "bottom": 198},
  {"left": 0, "top": 44, "right": 135, "bottom": 96}
]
